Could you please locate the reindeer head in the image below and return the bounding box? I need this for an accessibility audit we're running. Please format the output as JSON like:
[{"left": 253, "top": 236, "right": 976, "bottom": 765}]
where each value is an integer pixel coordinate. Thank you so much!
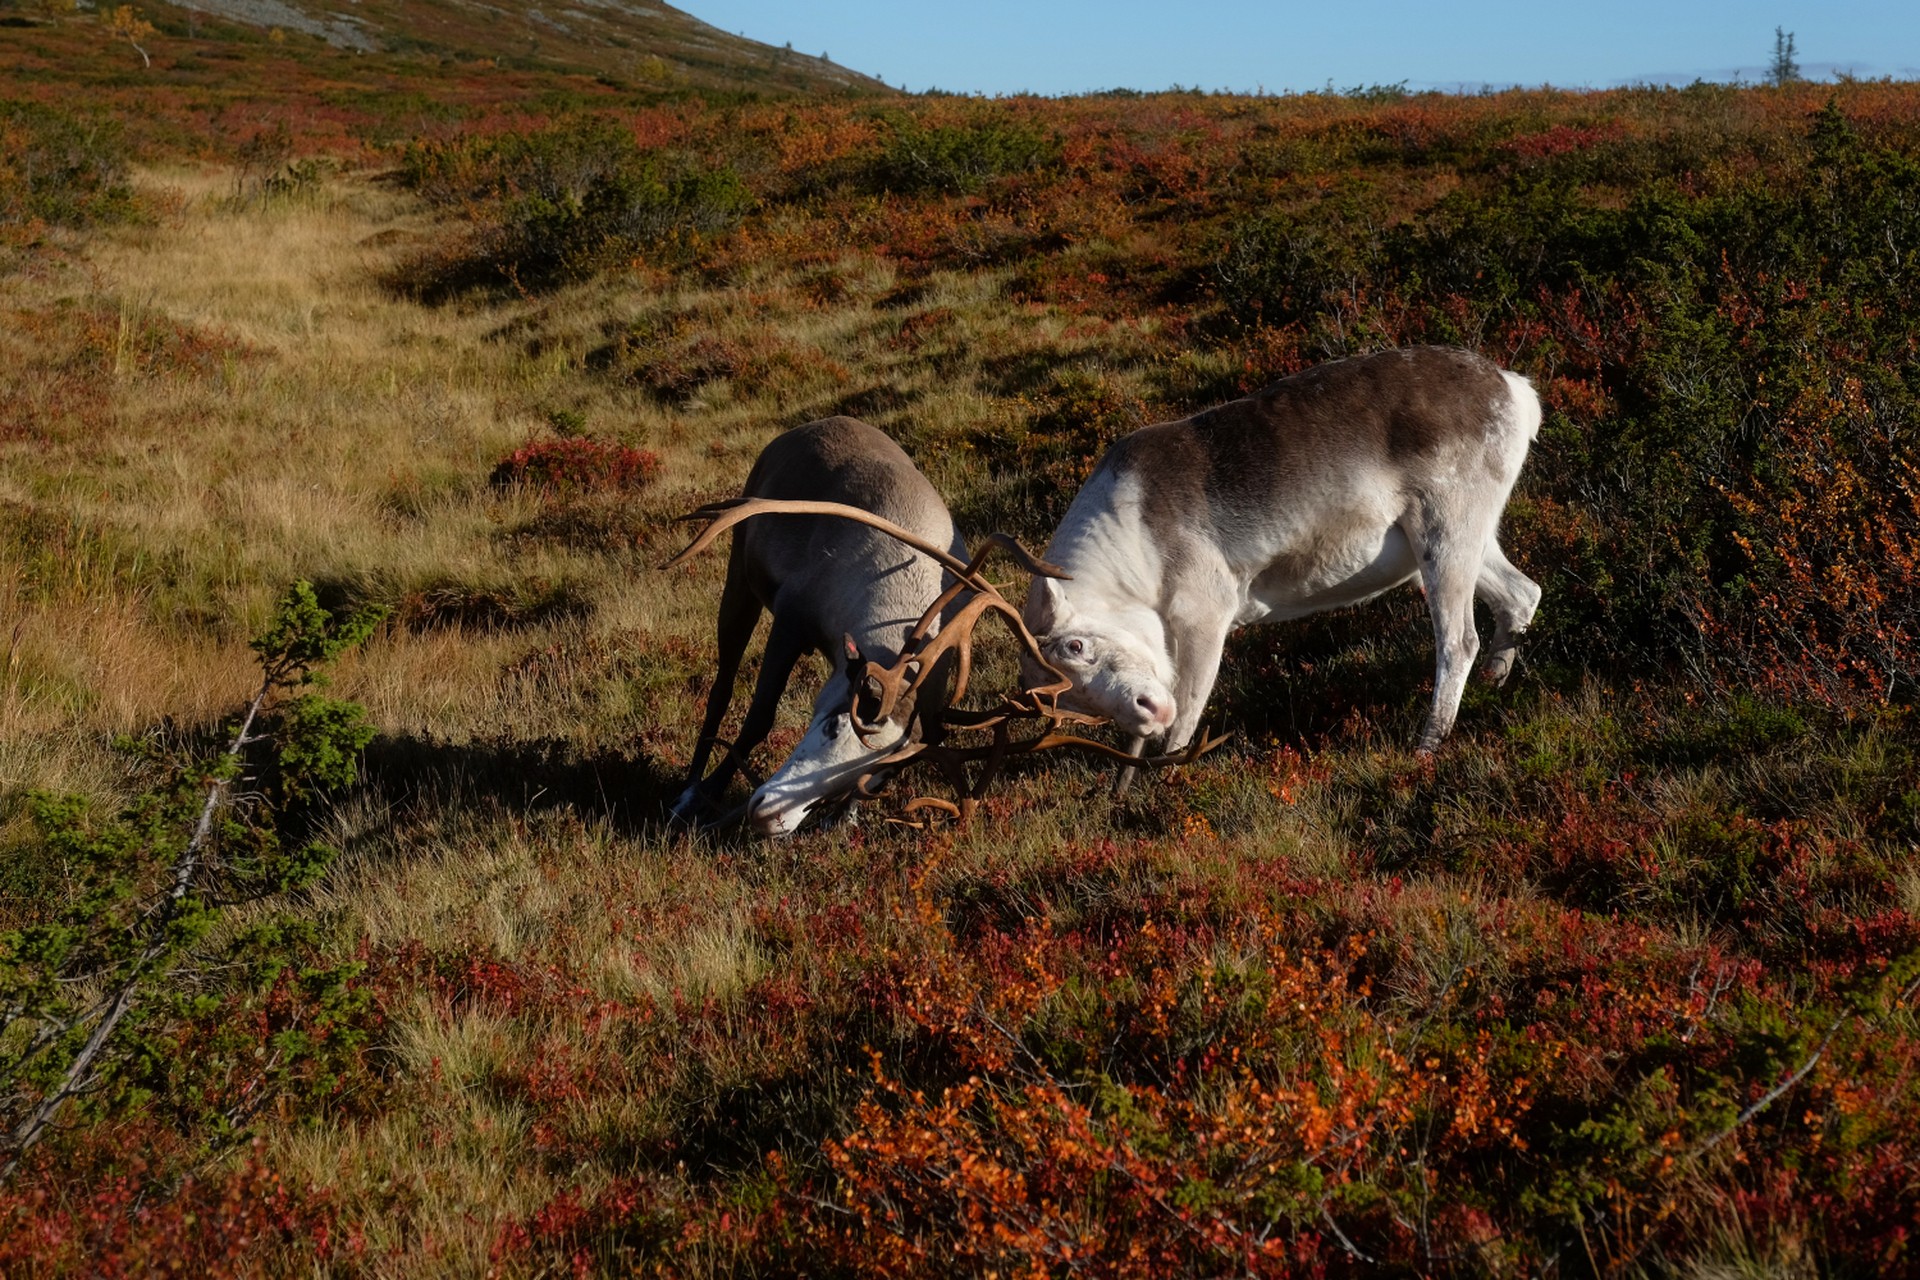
[
  {"left": 669, "top": 499, "right": 1217, "bottom": 833},
  {"left": 746, "top": 636, "right": 939, "bottom": 837},
  {"left": 1022, "top": 576, "right": 1177, "bottom": 739}
]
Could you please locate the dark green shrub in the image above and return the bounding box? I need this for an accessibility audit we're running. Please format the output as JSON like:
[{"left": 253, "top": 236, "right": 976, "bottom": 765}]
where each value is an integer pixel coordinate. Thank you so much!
[
  {"left": 1216, "top": 103, "right": 1920, "bottom": 697},
  {"left": 394, "top": 576, "right": 593, "bottom": 633},
  {"left": 1214, "top": 183, "right": 1392, "bottom": 332},
  {"left": 871, "top": 112, "right": 1059, "bottom": 195},
  {"left": 0, "top": 99, "right": 139, "bottom": 230},
  {"left": 958, "top": 367, "right": 1146, "bottom": 537},
  {"left": 507, "top": 159, "right": 749, "bottom": 283},
  {"left": 395, "top": 118, "right": 752, "bottom": 293},
  {"left": 0, "top": 583, "right": 384, "bottom": 1177}
]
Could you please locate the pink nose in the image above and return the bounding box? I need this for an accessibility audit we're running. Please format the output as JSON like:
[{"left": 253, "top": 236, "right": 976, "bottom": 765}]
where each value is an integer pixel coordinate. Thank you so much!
[{"left": 1134, "top": 693, "right": 1174, "bottom": 728}]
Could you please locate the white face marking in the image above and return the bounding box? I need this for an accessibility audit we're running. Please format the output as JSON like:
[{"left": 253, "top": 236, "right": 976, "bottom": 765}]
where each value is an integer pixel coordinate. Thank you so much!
[
  {"left": 1039, "top": 625, "right": 1177, "bottom": 737},
  {"left": 747, "top": 664, "right": 913, "bottom": 837},
  {"left": 1024, "top": 580, "right": 1177, "bottom": 739}
]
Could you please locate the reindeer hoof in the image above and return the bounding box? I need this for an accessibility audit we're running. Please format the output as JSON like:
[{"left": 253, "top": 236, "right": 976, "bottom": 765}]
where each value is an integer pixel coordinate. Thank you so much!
[{"left": 668, "top": 785, "right": 717, "bottom": 829}]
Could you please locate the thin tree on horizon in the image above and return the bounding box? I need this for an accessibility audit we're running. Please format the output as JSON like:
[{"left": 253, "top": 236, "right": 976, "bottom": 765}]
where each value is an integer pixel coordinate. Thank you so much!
[{"left": 1770, "top": 26, "right": 1802, "bottom": 86}]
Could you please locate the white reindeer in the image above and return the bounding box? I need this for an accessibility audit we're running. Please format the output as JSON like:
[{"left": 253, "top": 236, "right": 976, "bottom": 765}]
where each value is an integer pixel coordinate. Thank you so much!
[
  {"left": 1023, "top": 346, "right": 1543, "bottom": 764},
  {"left": 670, "top": 417, "right": 966, "bottom": 836}
]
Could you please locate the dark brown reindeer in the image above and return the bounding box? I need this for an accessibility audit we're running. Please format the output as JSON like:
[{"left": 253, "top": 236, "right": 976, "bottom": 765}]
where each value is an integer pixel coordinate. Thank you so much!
[{"left": 665, "top": 417, "right": 969, "bottom": 836}]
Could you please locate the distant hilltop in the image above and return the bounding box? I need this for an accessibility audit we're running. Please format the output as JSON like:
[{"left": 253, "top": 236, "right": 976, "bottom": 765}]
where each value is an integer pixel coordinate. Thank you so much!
[{"left": 158, "top": 0, "right": 891, "bottom": 92}]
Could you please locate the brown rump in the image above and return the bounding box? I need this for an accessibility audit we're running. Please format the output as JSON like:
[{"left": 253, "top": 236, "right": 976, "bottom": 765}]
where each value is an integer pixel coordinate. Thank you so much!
[
  {"left": 1241, "top": 346, "right": 1510, "bottom": 463},
  {"left": 1105, "top": 347, "right": 1512, "bottom": 514},
  {"left": 743, "top": 416, "right": 944, "bottom": 517}
]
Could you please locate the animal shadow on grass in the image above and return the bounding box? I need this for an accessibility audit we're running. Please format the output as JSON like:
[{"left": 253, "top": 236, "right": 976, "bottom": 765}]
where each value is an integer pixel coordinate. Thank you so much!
[
  {"left": 357, "top": 732, "right": 684, "bottom": 839},
  {"left": 1209, "top": 600, "right": 1466, "bottom": 749},
  {"left": 355, "top": 733, "right": 805, "bottom": 854}
]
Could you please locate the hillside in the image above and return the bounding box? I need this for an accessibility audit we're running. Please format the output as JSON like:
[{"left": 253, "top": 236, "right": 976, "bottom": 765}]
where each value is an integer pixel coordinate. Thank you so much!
[
  {"left": 0, "top": 0, "right": 887, "bottom": 107},
  {"left": 3, "top": 68, "right": 1920, "bottom": 1278}
]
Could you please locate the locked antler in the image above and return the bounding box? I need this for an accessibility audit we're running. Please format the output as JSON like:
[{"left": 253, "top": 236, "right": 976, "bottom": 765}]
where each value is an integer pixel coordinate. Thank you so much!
[
  {"left": 665, "top": 498, "right": 1227, "bottom": 825},
  {"left": 662, "top": 498, "right": 1062, "bottom": 598}
]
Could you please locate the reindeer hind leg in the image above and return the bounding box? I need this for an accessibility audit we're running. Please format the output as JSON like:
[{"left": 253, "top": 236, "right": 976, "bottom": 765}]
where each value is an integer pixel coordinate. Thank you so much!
[
  {"left": 1405, "top": 506, "right": 1489, "bottom": 755},
  {"left": 1474, "top": 540, "right": 1541, "bottom": 688}
]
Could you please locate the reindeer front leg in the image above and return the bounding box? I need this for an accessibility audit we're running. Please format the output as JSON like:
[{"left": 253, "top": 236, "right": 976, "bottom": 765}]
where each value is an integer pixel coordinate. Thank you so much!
[
  {"left": 1162, "top": 606, "right": 1235, "bottom": 756},
  {"left": 1108, "top": 577, "right": 1233, "bottom": 795}
]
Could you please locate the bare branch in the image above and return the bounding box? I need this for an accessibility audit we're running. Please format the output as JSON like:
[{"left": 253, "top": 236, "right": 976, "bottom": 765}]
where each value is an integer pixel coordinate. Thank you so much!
[{"left": 0, "top": 670, "right": 274, "bottom": 1181}]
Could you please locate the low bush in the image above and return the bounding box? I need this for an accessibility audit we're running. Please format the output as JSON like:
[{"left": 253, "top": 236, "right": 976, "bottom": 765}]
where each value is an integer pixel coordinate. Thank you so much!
[
  {"left": 394, "top": 576, "right": 595, "bottom": 633},
  {"left": 395, "top": 118, "right": 751, "bottom": 292},
  {"left": 490, "top": 437, "right": 662, "bottom": 495},
  {"left": 1216, "top": 102, "right": 1920, "bottom": 705},
  {"left": 0, "top": 99, "right": 139, "bottom": 233},
  {"left": 960, "top": 366, "right": 1147, "bottom": 535},
  {"left": 870, "top": 110, "right": 1059, "bottom": 195},
  {"left": 0, "top": 584, "right": 385, "bottom": 1189},
  {"left": 589, "top": 316, "right": 851, "bottom": 405}
]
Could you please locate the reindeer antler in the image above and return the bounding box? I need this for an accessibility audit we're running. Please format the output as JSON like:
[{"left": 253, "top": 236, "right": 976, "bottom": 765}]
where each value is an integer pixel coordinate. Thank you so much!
[
  {"left": 666, "top": 496, "right": 1073, "bottom": 731},
  {"left": 663, "top": 498, "right": 1068, "bottom": 595},
  {"left": 667, "top": 497, "right": 1225, "bottom": 826},
  {"left": 835, "top": 527, "right": 1227, "bottom": 823},
  {"left": 901, "top": 726, "right": 1234, "bottom": 827}
]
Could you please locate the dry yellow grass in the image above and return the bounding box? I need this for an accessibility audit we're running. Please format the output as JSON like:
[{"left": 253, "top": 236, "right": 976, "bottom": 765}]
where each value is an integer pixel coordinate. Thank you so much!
[
  {"left": 0, "top": 165, "right": 1071, "bottom": 1266},
  {"left": 4, "top": 168, "right": 697, "bottom": 770},
  {"left": 8, "top": 124, "right": 1907, "bottom": 1273}
]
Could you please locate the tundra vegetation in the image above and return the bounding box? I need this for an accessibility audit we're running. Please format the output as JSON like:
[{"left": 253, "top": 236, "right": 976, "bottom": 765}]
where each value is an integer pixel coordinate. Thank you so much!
[{"left": 1, "top": 11, "right": 1919, "bottom": 1274}]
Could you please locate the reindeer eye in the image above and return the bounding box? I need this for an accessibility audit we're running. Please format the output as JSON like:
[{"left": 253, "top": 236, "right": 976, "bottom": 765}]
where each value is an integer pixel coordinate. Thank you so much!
[{"left": 1064, "top": 638, "right": 1088, "bottom": 658}]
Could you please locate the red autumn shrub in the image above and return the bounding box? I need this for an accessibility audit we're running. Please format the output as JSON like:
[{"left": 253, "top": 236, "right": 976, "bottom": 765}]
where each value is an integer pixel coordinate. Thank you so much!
[
  {"left": 1707, "top": 385, "right": 1920, "bottom": 707},
  {"left": 1499, "top": 119, "right": 1629, "bottom": 163},
  {"left": 807, "top": 874, "right": 1539, "bottom": 1277},
  {"left": 0, "top": 1132, "right": 339, "bottom": 1278},
  {"left": 490, "top": 437, "right": 661, "bottom": 495}
]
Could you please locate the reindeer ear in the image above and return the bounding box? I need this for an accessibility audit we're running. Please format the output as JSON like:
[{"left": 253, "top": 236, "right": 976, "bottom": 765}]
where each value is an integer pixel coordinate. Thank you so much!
[
  {"left": 842, "top": 633, "right": 862, "bottom": 664},
  {"left": 1025, "top": 576, "right": 1067, "bottom": 635}
]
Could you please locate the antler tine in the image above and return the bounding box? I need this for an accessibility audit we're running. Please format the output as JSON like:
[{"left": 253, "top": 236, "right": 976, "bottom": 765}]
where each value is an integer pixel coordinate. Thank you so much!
[
  {"left": 964, "top": 531, "right": 1069, "bottom": 582},
  {"left": 674, "top": 498, "right": 747, "bottom": 524},
  {"left": 867, "top": 561, "right": 1066, "bottom": 727},
  {"left": 900, "top": 575, "right": 975, "bottom": 652},
  {"left": 889, "top": 528, "right": 1066, "bottom": 658},
  {"left": 1034, "top": 727, "right": 1232, "bottom": 771},
  {"left": 898, "top": 587, "right": 1039, "bottom": 709},
  {"left": 933, "top": 532, "right": 1068, "bottom": 701},
  {"left": 665, "top": 493, "right": 1070, "bottom": 698},
  {"left": 660, "top": 499, "right": 760, "bottom": 572},
  {"left": 939, "top": 543, "right": 1070, "bottom": 697},
  {"left": 925, "top": 591, "right": 998, "bottom": 703}
]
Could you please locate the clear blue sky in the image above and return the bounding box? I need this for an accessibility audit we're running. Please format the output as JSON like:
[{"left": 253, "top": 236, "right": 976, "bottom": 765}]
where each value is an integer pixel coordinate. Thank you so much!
[{"left": 688, "top": 1, "right": 1919, "bottom": 95}]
